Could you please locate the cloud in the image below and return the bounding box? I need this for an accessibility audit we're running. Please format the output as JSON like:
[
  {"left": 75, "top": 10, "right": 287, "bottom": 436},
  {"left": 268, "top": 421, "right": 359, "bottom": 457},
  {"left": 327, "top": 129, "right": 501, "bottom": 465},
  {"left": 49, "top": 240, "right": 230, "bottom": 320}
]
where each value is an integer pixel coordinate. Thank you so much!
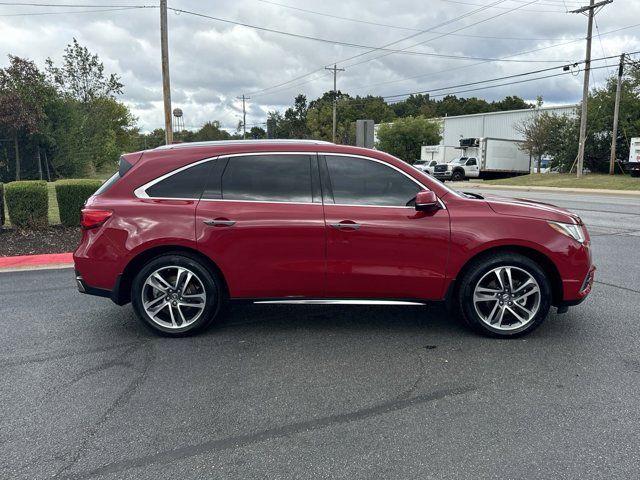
[{"left": 0, "top": 0, "right": 637, "bottom": 131}]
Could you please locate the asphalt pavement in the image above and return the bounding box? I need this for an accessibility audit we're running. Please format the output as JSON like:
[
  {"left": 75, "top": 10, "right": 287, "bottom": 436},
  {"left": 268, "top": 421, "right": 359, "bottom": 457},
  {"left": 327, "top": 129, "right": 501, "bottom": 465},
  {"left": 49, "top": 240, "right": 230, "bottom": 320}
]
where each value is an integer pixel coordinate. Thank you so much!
[{"left": 1, "top": 189, "right": 639, "bottom": 479}]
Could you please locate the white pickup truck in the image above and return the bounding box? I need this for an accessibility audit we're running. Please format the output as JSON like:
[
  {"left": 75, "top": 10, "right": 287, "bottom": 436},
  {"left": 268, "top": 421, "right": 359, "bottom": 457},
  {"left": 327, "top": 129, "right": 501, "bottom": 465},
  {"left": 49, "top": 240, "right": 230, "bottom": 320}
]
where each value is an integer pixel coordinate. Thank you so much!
[{"left": 432, "top": 157, "right": 479, "bottom": 181}]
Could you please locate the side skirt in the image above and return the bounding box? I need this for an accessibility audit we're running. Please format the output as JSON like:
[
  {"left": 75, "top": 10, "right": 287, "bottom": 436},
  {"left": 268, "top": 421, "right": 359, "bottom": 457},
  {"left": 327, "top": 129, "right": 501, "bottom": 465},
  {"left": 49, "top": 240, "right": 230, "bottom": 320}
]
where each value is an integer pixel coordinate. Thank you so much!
[{"left": 251, "top": 299, "right": 428, "bottom": 306}]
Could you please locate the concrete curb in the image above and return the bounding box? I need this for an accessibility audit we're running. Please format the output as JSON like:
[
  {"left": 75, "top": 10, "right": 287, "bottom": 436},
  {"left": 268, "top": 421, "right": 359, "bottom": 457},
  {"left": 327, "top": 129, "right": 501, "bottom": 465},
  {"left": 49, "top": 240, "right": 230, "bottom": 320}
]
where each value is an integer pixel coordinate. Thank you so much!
[
  {"left": 461, "top": 183, "right": 640, "bottom": 196},
  {"left": 0, "top": 253, "right": 73, "bottom": 273}
]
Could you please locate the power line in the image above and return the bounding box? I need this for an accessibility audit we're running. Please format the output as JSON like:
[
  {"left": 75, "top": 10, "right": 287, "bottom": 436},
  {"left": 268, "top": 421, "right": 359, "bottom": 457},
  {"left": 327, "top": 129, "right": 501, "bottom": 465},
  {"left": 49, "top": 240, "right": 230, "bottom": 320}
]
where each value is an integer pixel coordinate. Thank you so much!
[
  {"left": 0, "top": 2, "right": 153, "bottom": 6},
  {"left": 359, "top": 21, "right": 640, "bottom": 94},
  {"left": 256, "top": 0, "right": 582, "bottom": 40},
  {"left": 341, "top": 0, "right": 543, "bottom": 70},
  {"left": 247, "top": 0, "right": 514, "bottom": 97},
  {"left": 384, "top": 62, "right": 617, "bottom": 101},
  {"left": 166, "top": 5, "right": 565, "bottom": 64},
  {"left": 0, "top": 6, "right": 149, "bottom": 16},
  {"left": 437, "top": 0, "right": 580, "bottom": 13}
]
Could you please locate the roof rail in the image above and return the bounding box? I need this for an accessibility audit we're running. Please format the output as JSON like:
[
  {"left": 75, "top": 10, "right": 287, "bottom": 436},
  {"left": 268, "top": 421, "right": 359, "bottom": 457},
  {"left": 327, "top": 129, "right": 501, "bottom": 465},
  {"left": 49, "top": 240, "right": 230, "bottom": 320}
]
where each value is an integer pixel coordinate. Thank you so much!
[{"left": 155, "top": 139, "right": 334, "bottom": 150}]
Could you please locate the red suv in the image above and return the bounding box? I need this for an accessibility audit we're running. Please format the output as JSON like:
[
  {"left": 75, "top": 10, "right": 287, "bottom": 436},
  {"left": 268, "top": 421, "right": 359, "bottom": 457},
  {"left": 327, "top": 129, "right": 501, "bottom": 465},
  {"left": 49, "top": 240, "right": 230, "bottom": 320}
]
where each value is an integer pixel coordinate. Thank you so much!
[{"left": 74, "top": 140, "right": 594, "bottom": 338}]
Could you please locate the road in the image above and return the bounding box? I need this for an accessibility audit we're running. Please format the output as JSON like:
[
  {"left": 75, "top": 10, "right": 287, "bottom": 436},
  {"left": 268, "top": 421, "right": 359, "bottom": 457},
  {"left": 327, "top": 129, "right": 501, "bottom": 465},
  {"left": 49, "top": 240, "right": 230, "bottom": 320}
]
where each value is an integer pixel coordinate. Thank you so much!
[{"left": 1, "top": 189, "right": 639, "bottom": 479}]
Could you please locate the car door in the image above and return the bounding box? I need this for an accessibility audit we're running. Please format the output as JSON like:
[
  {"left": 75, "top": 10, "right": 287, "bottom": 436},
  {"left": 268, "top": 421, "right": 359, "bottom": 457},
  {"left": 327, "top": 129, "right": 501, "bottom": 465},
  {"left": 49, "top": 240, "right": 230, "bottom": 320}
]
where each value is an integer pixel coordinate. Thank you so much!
[
  {"left": 195, "top": 153, "right": 326, "bottom": 299},
  {"left": 466, "top": 157, "right": 479, "bottom": 177},
  {"left": 320, "top": 154, "right": 450, "bottom": 300}
]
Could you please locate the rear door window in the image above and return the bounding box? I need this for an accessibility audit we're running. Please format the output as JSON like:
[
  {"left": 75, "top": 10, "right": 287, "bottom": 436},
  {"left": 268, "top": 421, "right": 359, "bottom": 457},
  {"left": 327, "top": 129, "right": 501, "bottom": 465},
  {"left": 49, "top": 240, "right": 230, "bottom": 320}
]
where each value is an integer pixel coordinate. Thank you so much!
[{"left": 221, "top": 155, "right": 314, "bottom": 203}]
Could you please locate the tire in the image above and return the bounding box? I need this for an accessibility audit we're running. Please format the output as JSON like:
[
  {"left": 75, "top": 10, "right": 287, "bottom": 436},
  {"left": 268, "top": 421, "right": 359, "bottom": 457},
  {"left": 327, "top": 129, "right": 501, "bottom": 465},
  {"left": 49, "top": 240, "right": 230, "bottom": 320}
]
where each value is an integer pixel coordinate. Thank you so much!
[
  {"left": 457, "top": 252, "right": 551, "bottom": 338},
  {"left": 131, "top": 253, "right": 222, "bottom": 336},
  {"left": 451, "top": 170, "right": 464, "bottom": 181}
]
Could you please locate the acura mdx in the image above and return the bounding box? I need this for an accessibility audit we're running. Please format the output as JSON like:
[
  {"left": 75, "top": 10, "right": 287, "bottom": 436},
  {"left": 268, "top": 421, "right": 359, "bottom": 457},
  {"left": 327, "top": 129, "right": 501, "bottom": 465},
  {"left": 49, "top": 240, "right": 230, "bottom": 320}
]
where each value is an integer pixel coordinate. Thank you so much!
[{"left": 74, "top": 140, "right": 594, "bottom": 338}]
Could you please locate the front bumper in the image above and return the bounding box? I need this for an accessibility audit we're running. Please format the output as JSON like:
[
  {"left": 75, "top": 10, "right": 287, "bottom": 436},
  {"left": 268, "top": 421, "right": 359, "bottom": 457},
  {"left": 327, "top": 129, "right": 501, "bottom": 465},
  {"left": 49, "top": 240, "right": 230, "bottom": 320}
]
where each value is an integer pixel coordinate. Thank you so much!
[{"left": 433, "top": 170, "right": 452, "bottom": 178}]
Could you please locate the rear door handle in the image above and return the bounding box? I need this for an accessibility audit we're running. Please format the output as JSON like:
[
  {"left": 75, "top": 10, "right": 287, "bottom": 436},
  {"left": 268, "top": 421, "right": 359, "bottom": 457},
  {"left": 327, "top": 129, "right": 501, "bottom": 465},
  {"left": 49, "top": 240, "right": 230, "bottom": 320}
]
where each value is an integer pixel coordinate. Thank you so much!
[
  {"left": 330, "top": 221, "right": 360, "bottom": 230},
  {"left": 203, "top": 218, "right": 236, "bottom": 227}
]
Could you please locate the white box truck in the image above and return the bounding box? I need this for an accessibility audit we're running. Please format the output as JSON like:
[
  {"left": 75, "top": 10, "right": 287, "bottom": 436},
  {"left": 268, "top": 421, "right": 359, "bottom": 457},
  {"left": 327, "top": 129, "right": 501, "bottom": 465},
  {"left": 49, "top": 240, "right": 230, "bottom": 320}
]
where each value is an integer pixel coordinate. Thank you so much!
[
  {"left": 420, "top": 145, "right": 460, "bottom": 163},
  {"left": 432, "top": 137, "right": 531, "bottom": 181},
  {"left": 627, "top": 137, "right": 640, "bottom": 177}
]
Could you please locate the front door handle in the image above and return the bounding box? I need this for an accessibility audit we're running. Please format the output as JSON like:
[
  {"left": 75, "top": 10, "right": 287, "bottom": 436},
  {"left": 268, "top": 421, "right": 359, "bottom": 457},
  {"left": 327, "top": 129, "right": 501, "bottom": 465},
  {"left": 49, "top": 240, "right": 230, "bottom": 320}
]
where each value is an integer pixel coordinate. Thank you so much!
[
  {"left": 203, "top": 218, "right": 236, "bottom": 227},
  {"left": 330, "top": 221, "right": 360, "bottom": 231}
]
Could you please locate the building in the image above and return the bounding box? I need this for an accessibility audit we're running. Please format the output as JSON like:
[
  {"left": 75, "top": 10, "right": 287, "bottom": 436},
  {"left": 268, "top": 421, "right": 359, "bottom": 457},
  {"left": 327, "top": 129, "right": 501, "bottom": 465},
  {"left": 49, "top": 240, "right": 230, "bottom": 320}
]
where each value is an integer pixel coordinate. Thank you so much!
[
  {"left": 374, "top": 104, "right": 576, "bottom": 147},
  {"left": 439, "top": 104, "right": 577, "bottom": 146}
]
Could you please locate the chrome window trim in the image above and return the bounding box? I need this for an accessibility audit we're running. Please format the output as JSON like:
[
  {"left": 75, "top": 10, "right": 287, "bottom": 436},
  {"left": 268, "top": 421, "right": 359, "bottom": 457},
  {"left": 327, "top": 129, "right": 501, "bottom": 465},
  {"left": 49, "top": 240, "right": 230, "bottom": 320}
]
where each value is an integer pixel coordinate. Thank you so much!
[{"left": 134, "top": 150, "right": 446, "bottom": 210}]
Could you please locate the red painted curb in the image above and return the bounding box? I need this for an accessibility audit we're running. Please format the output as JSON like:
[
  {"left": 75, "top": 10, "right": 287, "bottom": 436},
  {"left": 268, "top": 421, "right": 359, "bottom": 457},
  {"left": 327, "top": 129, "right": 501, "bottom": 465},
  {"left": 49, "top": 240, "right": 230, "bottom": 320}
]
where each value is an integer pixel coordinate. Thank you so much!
[{"left": 0, "top": 252, "right": 73, "bottom": 269}]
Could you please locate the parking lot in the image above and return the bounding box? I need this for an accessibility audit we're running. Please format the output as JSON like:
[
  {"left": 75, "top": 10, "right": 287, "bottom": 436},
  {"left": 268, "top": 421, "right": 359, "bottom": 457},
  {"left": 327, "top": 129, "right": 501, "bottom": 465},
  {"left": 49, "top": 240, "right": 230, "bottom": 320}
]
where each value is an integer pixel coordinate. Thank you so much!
[{"left": 1, "top": 188, "right": 639, "bottom": 479}]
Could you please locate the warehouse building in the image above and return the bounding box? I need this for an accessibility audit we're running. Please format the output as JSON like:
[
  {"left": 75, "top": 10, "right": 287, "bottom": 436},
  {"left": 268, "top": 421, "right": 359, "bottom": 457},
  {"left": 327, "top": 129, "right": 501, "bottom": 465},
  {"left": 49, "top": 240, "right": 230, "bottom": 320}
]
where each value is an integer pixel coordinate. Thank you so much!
[{"left": 439, "top": 104, "right": 577, "bottom": 146}]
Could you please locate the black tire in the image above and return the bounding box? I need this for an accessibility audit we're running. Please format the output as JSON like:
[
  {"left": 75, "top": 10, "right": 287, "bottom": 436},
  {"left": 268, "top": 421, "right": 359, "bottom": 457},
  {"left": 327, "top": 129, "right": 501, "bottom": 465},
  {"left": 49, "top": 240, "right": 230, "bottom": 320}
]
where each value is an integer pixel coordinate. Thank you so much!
[
  {"left": 131, "top": 253, "right": 222, "bottom": 336},
  {"left": 457, "top": 252, "right": 551, "bottom": 338},
  {"left": 451, "top": 170, "right": 464, "bottom": 181}
]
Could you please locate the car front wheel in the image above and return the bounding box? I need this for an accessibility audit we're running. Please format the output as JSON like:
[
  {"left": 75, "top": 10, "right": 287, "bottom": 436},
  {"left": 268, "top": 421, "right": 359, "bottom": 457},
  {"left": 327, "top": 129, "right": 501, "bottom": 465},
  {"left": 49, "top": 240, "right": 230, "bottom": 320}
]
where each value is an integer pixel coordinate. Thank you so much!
[
  {"left": 458, "top": 253, "right": 552, "bottom": 337},
  {"left": 131, "top": 254, "right": 221, "bottom": 336}
]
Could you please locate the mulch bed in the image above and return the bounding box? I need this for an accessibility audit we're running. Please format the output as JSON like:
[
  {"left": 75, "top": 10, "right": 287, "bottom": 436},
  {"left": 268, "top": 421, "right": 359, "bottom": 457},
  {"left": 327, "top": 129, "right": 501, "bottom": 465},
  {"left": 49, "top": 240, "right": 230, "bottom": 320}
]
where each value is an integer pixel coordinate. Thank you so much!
[{"left": 0, "top": 226, "right": 81, "bottom": 257}]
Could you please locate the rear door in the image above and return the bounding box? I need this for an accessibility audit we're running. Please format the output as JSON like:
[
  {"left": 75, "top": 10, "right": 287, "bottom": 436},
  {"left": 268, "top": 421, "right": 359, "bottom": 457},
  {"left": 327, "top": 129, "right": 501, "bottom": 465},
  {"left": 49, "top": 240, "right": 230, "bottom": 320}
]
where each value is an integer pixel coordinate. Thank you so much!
[
  {"left": 195, "top": 153, "right": 326, "bottom": 299},
  {"left": 320, "top": 154, "right": 450, "bottom": 300}
]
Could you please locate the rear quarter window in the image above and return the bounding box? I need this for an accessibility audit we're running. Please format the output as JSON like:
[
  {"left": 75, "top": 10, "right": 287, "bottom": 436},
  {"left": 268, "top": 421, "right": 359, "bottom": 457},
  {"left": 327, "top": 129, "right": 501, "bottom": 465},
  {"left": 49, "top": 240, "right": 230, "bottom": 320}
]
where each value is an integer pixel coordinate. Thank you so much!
[{"left": 145, "top": 161, "right": 214, "bottom": 199}]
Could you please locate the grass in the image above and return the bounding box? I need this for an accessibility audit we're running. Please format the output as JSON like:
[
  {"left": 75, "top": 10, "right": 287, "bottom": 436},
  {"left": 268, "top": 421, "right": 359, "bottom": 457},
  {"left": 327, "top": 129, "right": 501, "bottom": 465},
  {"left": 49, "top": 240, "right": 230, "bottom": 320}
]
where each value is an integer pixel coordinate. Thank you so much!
[{"left": 483, "top": 173, "right": 640, "bottom": 191}]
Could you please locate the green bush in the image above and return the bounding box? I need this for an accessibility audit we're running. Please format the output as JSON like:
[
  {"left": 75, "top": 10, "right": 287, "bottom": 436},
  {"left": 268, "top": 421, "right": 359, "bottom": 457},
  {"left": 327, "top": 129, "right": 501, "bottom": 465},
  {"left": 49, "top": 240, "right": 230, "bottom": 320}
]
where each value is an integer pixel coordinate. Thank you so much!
[
  {"left": 55, "top": 179, "right": 103, "bottom": 226},
  {"left": 0, "top": 183, "right": 4, "bottom": 226},
  {"left": 5, "top": 181, "right": 49, "bottom": 229}
]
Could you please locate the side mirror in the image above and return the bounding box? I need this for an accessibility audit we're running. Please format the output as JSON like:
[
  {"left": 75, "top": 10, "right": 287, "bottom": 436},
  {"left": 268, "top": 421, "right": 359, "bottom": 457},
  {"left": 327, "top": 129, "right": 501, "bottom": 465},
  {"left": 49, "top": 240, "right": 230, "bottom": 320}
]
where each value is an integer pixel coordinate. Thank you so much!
[{"left": 415, "top": 190, "right": 439, "bottom": 211}]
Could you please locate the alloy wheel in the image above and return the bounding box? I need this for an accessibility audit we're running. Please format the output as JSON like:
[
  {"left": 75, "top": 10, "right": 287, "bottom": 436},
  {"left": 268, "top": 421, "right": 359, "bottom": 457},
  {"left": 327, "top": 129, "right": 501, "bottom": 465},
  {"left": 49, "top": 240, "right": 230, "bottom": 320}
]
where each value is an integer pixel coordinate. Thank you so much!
[
  {"left": 472, "top": 266, "right": 541, "bottom": 331},
  {"left": 141, "top": 266, "right": 207, "bottom": 329}
]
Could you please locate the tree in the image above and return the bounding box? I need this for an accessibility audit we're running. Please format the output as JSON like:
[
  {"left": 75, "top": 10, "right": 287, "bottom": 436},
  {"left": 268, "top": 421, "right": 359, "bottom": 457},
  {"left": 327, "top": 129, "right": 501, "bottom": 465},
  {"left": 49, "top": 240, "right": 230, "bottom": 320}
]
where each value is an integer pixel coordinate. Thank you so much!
[
  {"left": 283, "top": 94, "right": 309, "bottom": 138},
  {"left": 516, "top": 110, "right": 578, "bottom": 173},
  {"left": 46, "top": 38, "right": 123, "bottom": 103},
  {"left": 376, "top": 116, "right": 441, "bottom": 162},
  {"left": 249, "top": 126, "right": 266, "bottom": 139},
  {"left": 0, "top": 56, "right": 53, "bottom": 180}
]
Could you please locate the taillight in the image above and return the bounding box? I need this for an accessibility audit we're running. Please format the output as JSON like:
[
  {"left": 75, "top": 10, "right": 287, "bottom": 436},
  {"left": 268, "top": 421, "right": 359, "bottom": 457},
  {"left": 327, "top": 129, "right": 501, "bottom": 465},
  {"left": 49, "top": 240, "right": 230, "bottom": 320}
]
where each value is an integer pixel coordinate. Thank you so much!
[{"left": 81, "top": 209, "right": 112, "bottom": 229}]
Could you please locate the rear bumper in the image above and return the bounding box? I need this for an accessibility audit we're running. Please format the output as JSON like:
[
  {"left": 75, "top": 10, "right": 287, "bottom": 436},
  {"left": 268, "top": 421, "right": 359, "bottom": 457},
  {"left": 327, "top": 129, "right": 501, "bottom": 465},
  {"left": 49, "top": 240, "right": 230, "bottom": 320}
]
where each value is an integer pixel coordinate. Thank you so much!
[{"left": 75, "top": 270, "right": 127, "bottom": 305}]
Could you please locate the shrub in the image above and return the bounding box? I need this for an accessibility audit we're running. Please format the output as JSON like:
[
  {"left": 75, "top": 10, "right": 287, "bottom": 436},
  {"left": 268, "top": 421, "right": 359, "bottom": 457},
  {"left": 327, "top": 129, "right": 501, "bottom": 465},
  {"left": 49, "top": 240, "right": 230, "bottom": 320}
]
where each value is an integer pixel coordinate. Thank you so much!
[
  {"left": 5, "top": 181, "right": 49, "bottom": 229},
  {"left": 55, "top": 179, "right": 103, "bottom": 227},
  {"left": 0, "top": 183, "right": 4, "bottom": 226}
]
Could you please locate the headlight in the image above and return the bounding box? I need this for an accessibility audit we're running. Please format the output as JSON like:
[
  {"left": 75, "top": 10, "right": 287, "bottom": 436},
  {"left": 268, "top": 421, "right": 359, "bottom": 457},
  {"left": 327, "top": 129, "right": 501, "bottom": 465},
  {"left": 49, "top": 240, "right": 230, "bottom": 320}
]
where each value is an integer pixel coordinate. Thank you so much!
[{"left": 548, "top": 221, "right": 585, "bottom": 243}]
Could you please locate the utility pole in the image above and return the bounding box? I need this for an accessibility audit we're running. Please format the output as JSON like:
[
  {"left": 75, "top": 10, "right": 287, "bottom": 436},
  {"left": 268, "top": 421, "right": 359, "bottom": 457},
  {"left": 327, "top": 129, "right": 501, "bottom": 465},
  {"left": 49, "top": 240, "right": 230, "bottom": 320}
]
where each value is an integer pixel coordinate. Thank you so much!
[
  {"left": 609, "top": 53, "right": 625, "bottom": 175},
  {"left": 237, "top": 94, "right": 250, "bottom": 139},
  {"left": 160, "top": 0, "right": 173, "bottom": 145},
  {"left": 571, "top": 0, "right": 612, "bottom": 178},
  {"left": 325, "top": 64, "right": 345, "bottom": 143}
]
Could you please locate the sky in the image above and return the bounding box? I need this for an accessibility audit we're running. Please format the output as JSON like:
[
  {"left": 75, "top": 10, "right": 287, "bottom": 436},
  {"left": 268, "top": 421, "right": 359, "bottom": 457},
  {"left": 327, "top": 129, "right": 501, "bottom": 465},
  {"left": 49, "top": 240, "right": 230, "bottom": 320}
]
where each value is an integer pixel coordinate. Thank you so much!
[{"left": 0, "top": 0, "right": 638, "bottom": 132}]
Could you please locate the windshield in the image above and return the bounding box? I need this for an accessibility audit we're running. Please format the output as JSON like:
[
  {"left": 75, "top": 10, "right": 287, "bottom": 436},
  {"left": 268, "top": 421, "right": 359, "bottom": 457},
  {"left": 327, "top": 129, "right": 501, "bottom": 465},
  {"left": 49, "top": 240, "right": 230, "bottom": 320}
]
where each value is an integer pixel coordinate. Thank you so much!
[
  {"left": 414, "top": 161, "right": 426, "bottom": 166},
  {"left": 450, "top": 157, "right": 468, "bottom": 165}
]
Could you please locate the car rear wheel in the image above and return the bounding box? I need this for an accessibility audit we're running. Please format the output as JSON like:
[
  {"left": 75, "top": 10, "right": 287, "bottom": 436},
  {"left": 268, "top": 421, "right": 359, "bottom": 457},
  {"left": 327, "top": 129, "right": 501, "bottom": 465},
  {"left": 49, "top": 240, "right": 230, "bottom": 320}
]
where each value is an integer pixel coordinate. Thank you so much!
[
  {"left": 457, "top": 253, "right": 551, "bottom": 337},
  {"left": 131, "top": 254, "right": 221, "bottom": 336}
]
